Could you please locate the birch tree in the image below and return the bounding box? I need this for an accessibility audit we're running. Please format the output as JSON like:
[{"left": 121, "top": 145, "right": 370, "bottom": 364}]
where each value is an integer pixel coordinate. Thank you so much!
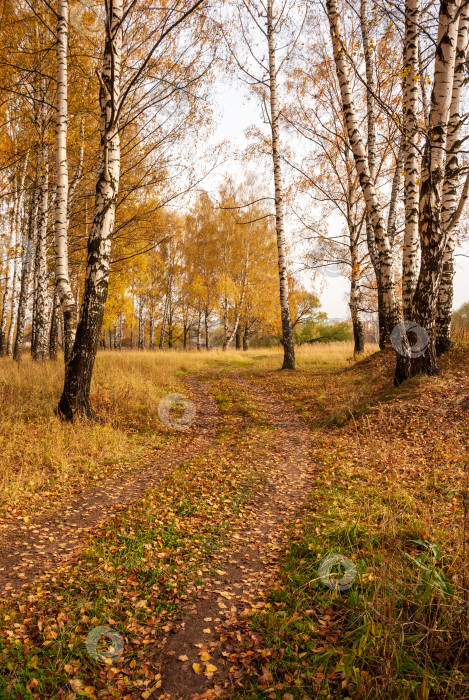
[
  {"left": 435, "top": 2, "right": 469, "bottom": 354},
  {"left": 0, "top": 159, "right": 28, "bottom": 356},
  {"left": 57, "top": 0, "right": 123, "bottom": 417},
  {"left": 55, "top": 0, "right": 77, "bottom": 365},
  {"left": 402, "top": 0, "right": 420, "bottom": 320},
  {"left": 31, "top": 156, "right": 50, "bottom": 362},
  {"left": 359, "top": 0, "right": 387, "bottom": 346},
  {"left": 224, "top": 0, "right": 301, "bottom": 369},
  {"left": 14, "top": 186, "right": 39, "bottom": 362},
  {"left": 57, "top": 0, "right": 208, "bottom": 419},
  {"left": 266, "top": 0, "right": 295, "bottom": 368},
  {"left": 326, "top": 0, "right": 401, "bottom": 337},
  {"left": 408, "top": 0, "right": 463, "bottom": 378}
]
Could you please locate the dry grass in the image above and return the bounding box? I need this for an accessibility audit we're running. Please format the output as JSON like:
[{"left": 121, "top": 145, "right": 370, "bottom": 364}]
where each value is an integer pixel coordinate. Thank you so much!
[
  {"left": 0, "top": 342, "right": 368, "bottom": 517},
  {"left": 244, "top": 342, "right": 469, "bottom": 698},
  {"left": 0, "top": 353, "right": 179, "bottom": 516}
]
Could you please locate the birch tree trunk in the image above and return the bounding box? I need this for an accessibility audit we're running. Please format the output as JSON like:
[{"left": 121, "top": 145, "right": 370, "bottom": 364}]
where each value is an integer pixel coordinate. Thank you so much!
[
  {"left": 196, "top": 311, "right": 201, "bottom": 350},
  {"left": 402, "top": 0, "right": 421, "bottom": 319},
  {"left": 243, "top": 323, "right": 249, "bottom": 351},
  {"left": 435, "top": 238, "right": 455, "bottom": 354},
  {"left": 138, "top": 297, "right": 144, "bottom": 349},
  {"left": 14, "top": 187, "right": 39, "bottom": 362},
  {"left": 350, "top": 278, "right": 364, "bottom": 354},
  {"left": 55, "top": 0, "right": 77, "bottom": 365},
  {"left": 418, "top": 39, "right": 430, "bottom": 124},
  {"left": 235, "top": 325, "right": 242, "bottom": 349},
  {"left": 349, "top": 224, "right": 364, "bottom": 354},
  {"left": 224, "top": 247, "right": 249, "bottom": 350},
  {"left": 6, "top": 246, "right": 19, "bottom": 358},
  {"left": 6, "top": 153, "right": 30, "bottom": 357},
  {"left": 360, "top": 0, "right": 389, "bottom": 348},
  {"left": 327, "top": 0, "right": 401, "bottom": 339},
  {"left": 222, "top": 295, "right": 228, "bottom": 349},
  {"left": 436, "top": 2, "right": 469, "bottom": 355},
  {"left": 118, "top": 313, "right": 123, "bottom": 348},
  {"left": 159, "top": 266, "right": 172, "bottom": 349},
  {"left": 32, "top": 159, "right": 50, "bottom": 361},
  {"left": 159, "top": 299, "right": 167, "bottom": 348},
  {"left": 267, "top": 0, "right": 295, "bottom": 370},
  {"left": 387, "top": 140, "right": 404, "bottom": 249},
  {"left": 360, "top": 0, "right": 376, "bottom": 180},
  {"left": 409, "top": 0, "right": 460, "bottom": 378},
  {"left": 0, "top": 190, "right": 19, "bottom": 355},
  {"left": 57, "top": 0, "right": 123, "bottom": 419},
  {"left": 204, "top": 308, "right": 210, "bottom": 350},
  {"left": 49, "top": 292, "right": 61, "bottom": 360}
]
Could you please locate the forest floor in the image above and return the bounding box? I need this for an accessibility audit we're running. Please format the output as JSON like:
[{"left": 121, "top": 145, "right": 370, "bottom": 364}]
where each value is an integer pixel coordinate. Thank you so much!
[{"left": 0, "top": 342, "right": 468, "bottom": 700}]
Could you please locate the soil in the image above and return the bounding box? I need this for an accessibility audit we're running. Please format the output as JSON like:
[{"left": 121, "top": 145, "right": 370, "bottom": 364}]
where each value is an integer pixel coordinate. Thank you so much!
[
  {"left": 0, "top": 378, "right": 220, "bottom": 596},
  {"left": 151, "top": 374, "right": 314, "bottom": 699}
]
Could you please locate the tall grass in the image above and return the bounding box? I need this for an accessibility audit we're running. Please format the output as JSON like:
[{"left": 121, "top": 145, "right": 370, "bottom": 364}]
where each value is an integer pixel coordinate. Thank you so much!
[{"left": 0, "top": 342, "right": 371, "bottom": 517}]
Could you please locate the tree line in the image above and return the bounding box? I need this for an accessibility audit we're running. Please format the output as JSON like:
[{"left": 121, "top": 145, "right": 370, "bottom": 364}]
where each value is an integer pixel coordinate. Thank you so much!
[{"left": 0, "top": 0, "right": 467, "bottom": 418}]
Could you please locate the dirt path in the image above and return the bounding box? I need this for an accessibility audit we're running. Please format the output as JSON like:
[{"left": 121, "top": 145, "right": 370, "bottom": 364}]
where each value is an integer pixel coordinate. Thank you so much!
[
  {"left": 0, "top": 378, "right": 220, "bottom": 596},
  {"left": 153, "top": 374, "right": 313, "bottom": 700}
]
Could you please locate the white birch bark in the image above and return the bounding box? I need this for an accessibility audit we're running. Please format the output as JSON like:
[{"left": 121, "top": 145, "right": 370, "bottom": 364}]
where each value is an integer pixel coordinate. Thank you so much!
[
  {"left": 55, "top": 0, "right": 77, "bottom": 364},
  {"left": 360, "top": 0, "right": 376, "bottom": 181},
  {"left": 326, "top": 0, "right": 400, "bottom": 332},
  {"left": 58, "top": 0, "right": 123, "bottom": 418},
  {"left": 436, "top": 2, "right": 469, "bottom": 353},
  {"left": 6, "top": 243, "right": 19, "bottom": 357},
  {"left": 387, "top": 140, "right": 404, "bottom": 248},
  {"left": 418, "top": 39, "right": 430, "bottom": 124},
  {"left": 0, "top": 187, "right": 19, "bottom": 354},
  {"left": 223, "top": 267, "right": 248, "bottom": 350},
  {"left": 6, "top": 153, "right": 29, "bottom": 356},
  {"left": 196, "top": 310, "right": 201, "bottom": 350},
  {"left": 267, "top": 0, "right": 295, "bottom": 369},
  {"left": 138, "top": 296, "right": 145, "bottom": 349},
  {"left": 49, "top": 291, "right": 61, "bottom": 360},
  {"left": 360, "top": 0, "right": 392, "bottom": 348},
  {"left": 14, "top": 186, "right": 39, "bottom": 362},
  {"left": 410, "top": 0, "right": 461, "bottom": 376},
  {"left": 32, "top": 160, "right": 50, "bottom": 361},
  {"left": 402, "top": 0, "right": 421, "bottom": 319}
]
